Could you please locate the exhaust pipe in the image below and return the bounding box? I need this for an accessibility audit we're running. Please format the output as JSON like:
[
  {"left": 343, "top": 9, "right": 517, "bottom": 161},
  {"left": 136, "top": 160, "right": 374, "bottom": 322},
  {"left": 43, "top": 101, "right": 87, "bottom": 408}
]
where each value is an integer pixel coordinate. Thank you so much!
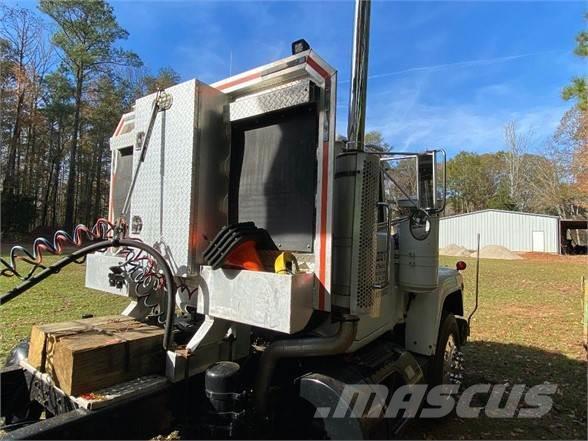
[
  {"left": 347, "top": 0, "right": 372, "bottom": 151},
  {"left": 255, "top": 315, "right": 359, "bottom": 416}
]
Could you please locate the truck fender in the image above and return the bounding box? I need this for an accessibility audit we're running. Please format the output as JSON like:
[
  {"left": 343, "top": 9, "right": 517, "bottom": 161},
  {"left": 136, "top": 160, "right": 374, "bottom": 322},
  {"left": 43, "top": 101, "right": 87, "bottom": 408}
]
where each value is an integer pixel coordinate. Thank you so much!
[
  {"left": 405, "top": 270, "right": 464, "bottom": 356},
  {"left": 297, "top": 373, "right": 367, "bottom": 440},
  {"left": 295, "top": 349, "right": 423, "bottom": 439}
]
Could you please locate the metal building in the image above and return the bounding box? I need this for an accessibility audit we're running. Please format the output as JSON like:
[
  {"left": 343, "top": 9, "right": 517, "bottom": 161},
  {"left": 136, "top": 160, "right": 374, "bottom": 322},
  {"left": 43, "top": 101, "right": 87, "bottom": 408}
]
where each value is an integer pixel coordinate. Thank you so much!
[{"left": 439, "top": 209, "right": 560, "bottom": 253}]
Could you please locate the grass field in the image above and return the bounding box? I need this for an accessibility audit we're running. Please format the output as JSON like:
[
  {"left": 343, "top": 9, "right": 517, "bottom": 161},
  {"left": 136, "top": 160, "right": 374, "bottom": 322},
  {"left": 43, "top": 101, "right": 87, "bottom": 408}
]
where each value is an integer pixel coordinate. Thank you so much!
[
  {"left": 0, "top": 253, "right": 586, "bottom": 439},
  {"left": 403, "top": 254, "right": 587, "bottom": 440},
  {"left": 0, "top": 256, "right": 129, "bottom": 360}
]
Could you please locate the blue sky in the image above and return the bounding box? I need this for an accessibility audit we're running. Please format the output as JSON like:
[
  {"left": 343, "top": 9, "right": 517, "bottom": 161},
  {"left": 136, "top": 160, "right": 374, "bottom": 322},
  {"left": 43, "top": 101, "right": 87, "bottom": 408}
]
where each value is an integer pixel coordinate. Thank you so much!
[{"left": 11, "top": 0, "right": 587, "bottom": 155}]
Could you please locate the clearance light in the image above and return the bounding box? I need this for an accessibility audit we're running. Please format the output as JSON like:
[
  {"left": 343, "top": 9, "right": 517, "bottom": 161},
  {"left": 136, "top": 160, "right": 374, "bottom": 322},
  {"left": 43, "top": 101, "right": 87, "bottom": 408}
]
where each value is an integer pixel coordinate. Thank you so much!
[
  {"left": 291, "top": 39, "right": 310, "bottom": 55},
  {"left": 456, "top": 261, "right": 467, "bottom": 271}
]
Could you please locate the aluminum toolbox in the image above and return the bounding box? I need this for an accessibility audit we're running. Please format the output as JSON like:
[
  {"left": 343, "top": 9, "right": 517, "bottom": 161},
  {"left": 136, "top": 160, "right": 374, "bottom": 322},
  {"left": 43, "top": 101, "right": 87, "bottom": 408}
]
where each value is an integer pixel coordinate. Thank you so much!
[
  {"left": 197, "top": 266, "right": 314, "bottom": 334},
  {"left": 129, "top": 80, "right": 229, "bottom": 276}
]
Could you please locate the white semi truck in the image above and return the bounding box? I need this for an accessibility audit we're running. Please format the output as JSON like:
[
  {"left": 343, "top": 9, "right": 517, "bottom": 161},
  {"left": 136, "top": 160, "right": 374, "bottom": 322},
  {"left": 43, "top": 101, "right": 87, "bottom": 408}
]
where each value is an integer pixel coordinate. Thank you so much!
[{"left": 1, "top": 1, "right": 470, "bottom": 438}]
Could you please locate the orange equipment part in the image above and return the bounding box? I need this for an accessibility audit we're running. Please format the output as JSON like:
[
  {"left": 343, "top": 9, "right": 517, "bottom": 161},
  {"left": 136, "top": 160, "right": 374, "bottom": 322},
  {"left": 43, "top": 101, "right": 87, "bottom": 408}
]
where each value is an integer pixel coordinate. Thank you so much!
[{"left": 224, "top": 240, "right": 263, "bottom": 271}]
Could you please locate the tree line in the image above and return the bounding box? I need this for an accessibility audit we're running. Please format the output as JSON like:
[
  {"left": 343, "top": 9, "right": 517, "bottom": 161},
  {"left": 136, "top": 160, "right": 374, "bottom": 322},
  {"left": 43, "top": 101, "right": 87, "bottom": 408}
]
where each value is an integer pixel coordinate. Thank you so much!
[
  {"left": 1, "top": 0, "right": 180, "bottom": 233},
  {"left": 1, "top": 1, "right": 586, "bottom": 235},
  {"left": 446, "top": 114, "right": 587, "bottom": 218}
]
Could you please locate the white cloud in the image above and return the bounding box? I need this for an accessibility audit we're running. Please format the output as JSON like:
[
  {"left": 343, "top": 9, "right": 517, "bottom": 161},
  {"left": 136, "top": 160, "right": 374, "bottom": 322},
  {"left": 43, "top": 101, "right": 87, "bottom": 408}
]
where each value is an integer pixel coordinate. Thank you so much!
[
  {"left": 366, "top": 98, "right": 567, "bottom": 154},
  {"left": 335, "top": 49, "right": 570, "bottom": 155},
  {"left": 338, "top": 50, "right": 564, "bottom": 83}
]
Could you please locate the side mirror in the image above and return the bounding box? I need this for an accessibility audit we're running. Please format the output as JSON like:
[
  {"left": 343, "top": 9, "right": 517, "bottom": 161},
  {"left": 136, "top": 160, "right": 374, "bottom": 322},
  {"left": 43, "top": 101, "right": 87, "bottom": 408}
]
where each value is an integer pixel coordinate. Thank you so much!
[
  {"left": 379, "top": 149, "right": 446, "bottom": 213},
  {"left": 416, "top": 150, "right": 446, "bottom": 213},
  {"left": 409, "top": 209, "right": 432, "bottom": 240}
]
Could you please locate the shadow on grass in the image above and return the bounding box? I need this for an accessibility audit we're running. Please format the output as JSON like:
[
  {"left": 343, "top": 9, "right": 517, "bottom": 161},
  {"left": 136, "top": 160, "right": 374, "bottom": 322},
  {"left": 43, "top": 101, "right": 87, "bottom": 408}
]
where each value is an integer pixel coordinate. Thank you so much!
[{"left": 401, "top": 340, "right": 587, "bottom": 440}]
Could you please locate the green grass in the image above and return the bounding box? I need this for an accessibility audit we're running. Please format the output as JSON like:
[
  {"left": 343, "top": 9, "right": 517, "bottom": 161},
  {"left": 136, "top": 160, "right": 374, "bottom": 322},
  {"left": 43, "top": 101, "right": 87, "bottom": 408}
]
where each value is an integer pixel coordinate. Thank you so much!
[
  {"left": 402, "top": 255, "right": 587, "bottom": 440},
  {"left": 0, "top": 255, "right": 128, "bottom": 360},
  {"left": 0, "top": 254, "right": 586, "bottom": 439}
]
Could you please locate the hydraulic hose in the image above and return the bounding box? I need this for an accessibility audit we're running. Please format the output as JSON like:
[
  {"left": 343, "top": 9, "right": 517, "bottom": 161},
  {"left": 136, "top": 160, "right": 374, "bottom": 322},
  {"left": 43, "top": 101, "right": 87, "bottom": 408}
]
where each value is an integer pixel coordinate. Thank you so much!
[
  {"left": 0, "top": 239, "right": 177, "bottom": 350},
  {"left": 254, "top": 314, "right": 359, "bottom": 416}
]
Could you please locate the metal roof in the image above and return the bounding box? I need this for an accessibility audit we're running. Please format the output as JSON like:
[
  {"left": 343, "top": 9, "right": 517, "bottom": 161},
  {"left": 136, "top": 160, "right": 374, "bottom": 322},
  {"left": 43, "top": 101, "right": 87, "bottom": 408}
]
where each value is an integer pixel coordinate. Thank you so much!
[{"left": 440, "top": 209, "right": 560, "bottom": 221}]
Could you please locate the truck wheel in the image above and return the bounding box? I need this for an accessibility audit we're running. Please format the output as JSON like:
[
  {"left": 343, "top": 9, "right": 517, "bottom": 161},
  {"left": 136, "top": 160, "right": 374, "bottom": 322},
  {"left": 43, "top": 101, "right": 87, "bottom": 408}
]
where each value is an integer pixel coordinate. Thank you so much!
[{"left": 429, "top": 313, "right": 464, "bottom": 388}]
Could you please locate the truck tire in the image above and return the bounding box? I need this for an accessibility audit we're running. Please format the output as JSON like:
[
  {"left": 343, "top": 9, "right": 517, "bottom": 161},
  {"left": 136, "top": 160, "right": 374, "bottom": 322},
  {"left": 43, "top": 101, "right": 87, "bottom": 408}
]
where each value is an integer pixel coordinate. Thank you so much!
[{"left": 428, "top": 313, "right": 464, "bottom": 388}]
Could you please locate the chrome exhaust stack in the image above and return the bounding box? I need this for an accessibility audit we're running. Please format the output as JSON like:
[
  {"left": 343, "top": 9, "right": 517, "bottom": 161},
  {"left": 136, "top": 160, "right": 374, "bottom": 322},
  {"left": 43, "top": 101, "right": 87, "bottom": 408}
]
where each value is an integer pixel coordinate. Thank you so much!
[{"left": 347, "top": 0, "right": 372, "bottom": 151}]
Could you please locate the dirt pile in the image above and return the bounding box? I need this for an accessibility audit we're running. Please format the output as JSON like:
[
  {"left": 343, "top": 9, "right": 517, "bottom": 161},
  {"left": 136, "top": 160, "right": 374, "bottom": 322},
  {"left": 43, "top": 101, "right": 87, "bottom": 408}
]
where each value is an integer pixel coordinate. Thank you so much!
[
  {"left": 439, "top": 244, "right": 472, "bottom": 257},
  {"left": 440, "top": 244, "right": 522, "bottom": 260},
  {"left": 470, "top": 245, "right": 522, "bottom": 260}
]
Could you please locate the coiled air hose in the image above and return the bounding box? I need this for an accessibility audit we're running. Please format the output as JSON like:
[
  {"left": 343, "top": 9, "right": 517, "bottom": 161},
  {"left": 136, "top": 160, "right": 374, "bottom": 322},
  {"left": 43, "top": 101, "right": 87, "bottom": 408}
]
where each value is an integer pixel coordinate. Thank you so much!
[
  {"left": 115, "top": 248, "right": 169, "bottom": 325},
  {"left": 1, "top": 219, "right": 113, "bottom": 280},
  {"left": 0, "top": 239, "right": 177, "bottom": 350}
]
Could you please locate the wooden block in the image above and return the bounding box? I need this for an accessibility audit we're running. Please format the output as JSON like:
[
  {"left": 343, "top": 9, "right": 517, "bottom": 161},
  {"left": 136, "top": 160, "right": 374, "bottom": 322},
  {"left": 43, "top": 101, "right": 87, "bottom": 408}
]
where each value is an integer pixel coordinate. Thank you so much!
[
  {"left": 118, "top": 326, "right": 166, "bottom": 374},
  {"left": 48, "top": 331, "right": 128, "bottom": 396},
  {"left": 28, "top": 316, "right": 133, "bottom": 371},
  {"left": 30, "top": 320, "right": 89, "bottom": 369},
  {"left": 28, "top": 315, "right": 164, "bottom": 396}
]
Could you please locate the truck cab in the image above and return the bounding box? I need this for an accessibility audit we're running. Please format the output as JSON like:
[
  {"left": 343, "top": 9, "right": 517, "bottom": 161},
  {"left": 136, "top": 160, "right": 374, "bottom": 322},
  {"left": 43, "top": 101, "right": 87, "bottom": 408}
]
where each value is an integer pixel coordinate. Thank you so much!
[{"left": 84, "top": 45, "right": 469, "bottom": 437}]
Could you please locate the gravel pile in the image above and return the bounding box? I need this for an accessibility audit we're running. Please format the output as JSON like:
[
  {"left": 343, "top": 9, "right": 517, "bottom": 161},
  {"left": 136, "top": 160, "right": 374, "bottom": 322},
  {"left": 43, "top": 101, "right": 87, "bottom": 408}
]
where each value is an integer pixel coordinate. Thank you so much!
[
  {"left": 469, "top": 245, "right": 522, "bottom": 260},
  {"left": 439, "top": 244, "right": 472, "bottom": 257},
  {"left": 440, "top": 243, "right": 522, "bottom": 260}
]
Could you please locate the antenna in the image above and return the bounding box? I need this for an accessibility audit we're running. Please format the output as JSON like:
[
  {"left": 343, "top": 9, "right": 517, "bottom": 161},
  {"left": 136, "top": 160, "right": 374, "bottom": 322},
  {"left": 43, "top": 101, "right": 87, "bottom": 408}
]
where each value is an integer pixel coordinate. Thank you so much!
[{"left": 467, "top": 233, "right": 481, "bottom": 333}]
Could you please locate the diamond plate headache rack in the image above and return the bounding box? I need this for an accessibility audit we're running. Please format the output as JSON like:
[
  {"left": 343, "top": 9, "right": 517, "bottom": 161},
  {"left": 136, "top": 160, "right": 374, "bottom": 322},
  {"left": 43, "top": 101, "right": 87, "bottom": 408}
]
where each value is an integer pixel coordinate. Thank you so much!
[{"left": 229, "top": 79, "right": 319, "bottom": 122}]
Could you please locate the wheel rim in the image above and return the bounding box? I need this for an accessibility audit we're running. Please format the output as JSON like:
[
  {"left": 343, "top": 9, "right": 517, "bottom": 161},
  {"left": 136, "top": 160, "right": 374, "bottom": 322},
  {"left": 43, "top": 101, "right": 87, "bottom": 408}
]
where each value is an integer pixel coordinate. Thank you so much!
[{"left": 442, "top": 334, "right": 464, "bottom": 385}]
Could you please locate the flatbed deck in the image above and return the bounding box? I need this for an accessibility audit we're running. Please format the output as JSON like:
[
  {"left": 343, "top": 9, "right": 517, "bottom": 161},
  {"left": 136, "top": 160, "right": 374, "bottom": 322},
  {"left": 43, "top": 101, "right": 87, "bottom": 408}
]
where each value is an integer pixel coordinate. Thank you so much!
[{"left": 1, "top": 362, "right": 179, "bottom": 440}]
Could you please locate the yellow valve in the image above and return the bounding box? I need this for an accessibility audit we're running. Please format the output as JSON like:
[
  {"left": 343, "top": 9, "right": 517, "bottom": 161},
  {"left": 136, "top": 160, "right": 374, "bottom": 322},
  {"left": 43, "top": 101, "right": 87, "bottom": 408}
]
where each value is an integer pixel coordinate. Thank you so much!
[{"left": 274, "top": 252, "right": 299, "bottom": 275}]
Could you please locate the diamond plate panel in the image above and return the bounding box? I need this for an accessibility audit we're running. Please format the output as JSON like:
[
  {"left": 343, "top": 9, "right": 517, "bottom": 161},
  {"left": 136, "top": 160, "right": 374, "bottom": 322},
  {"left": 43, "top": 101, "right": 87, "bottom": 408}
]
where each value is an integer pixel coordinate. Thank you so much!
[
  {"left": 229, "top": 79, "right": 317, "bottom": 121},
  {"left": 130, "top": 80, "right": 228, "bottom": 275}
]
